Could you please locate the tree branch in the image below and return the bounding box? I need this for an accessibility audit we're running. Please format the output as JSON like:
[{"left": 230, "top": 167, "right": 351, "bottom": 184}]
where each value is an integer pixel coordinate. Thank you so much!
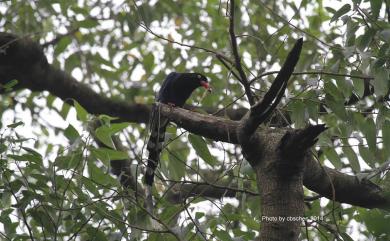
[
  {"left": 279, "top": 124, "right": 327, "bottom": 159},
  {"left": 303, "top": 156, "right": 389, "bottom": 209},
  {"left": 228, "top": 0, "right": 255, "bottom": 105},
  {"left": 215, "top": 53, "right": 241, "bottom": 81},
  {"left": 0, "top": 33, "right": 251, "bottom": 124},
  {"left": 165, "top": 180, "right": 258, "bottom": 204},
  {"left": 157, "top": 103, "right": 240, "bottom": 144},
  {"left": 240, "top": 38, "right": 303, "bottom": 139}
]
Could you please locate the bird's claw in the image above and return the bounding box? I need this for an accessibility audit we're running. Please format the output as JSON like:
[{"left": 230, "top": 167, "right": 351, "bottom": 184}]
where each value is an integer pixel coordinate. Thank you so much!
[{"left": 167, "top": 102, "right": 176, "bottom": 111}]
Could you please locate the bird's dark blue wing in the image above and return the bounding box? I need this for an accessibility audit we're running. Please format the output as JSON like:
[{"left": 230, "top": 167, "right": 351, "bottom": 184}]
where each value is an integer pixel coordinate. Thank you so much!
[
  {"left": 145, "top": 72, "right": 208, "bottom": 187},
  {"left": 157, "top": 72, "right": 180, "bottom": 103}
]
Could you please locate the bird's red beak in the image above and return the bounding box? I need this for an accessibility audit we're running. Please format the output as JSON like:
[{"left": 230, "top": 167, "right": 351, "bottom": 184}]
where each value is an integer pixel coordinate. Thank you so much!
[{"left": 200, "top": 81, "right": 211, "bottom": 92}]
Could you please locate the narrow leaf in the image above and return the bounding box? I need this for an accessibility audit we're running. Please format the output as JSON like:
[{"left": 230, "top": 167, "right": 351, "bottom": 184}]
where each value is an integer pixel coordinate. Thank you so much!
[
  {"left": 64, "top": 124, "right": 80, "bottom": 142},
  {"left": 188, "top": 134, "right": 218, "bottom": 165},
  {"left": 95, "top": 126, "right": 114, "bottom": 148},
  {"left": 330, "top": 4, "right": 351, "bottom": 22},
  {"left": 74, "top": 100, "right": 88, "bottom": 122},
  {"left": 343, "top": 146, "right": 360, "bottom": 171},
  {"left": 372, "top": 68, "right": 389, "bottom": 97},
  {"left": 7, "top": 121, "right": 24, "bottom": 128}
]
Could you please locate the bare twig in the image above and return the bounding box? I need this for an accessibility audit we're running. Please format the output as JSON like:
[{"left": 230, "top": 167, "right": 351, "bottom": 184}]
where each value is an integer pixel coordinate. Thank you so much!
[
  {"left": 258, "top": 1, "right": 338, "bottom": 50},
  {"left": 184, "top": 202, "right": 208, "bottom": 240},
  {"left": 215, "top": 53, "right": 241, "bottom": 81},
  {"left": 228, "top": 0, "right": 255, "bottom": 105},
  {"left": 137, "top": 23, "right": 234, "bottom": 66},
  {"left": 2, "top": 170, "right": 35, "bottom": 240},
  {"left": 249, "top": 70, "right": 374, "bottom": 85}
]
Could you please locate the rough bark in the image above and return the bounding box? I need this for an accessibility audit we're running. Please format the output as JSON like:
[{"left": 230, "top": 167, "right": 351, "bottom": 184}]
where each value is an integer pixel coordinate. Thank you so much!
[{"left": 240, "top": 131, "right": 304, "bottom": 241}]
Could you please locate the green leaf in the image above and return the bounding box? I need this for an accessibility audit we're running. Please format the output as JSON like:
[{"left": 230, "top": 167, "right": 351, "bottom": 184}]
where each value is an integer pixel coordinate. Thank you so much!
[
  {"left": 64, "top": 124, "right": 80, "bottom": 142},
  {"left": 91, "top": 147, "right": 128, "bottom": 165},
  {"left": 7, "top": 121, "right": 24, "bottom": 128},
  {"left": 358, "top": 209, "right": 390, "bottom": 236},
  {"left": 359, "top": 145, "right": 374, "bottom": 167},
  {"left": 2, "top": 79, "right": 18, "bottom": 90},
  {"left": 55, "top": 152, "right": 83, "bottom": 170},
  {"left": 77, "top": 19, "right": 99, "bottom": 28},
  {"left": 160, "top": 206, "right": 182, "bottom": 220},
  {"left": 351, "top": 71, "right": 365, "bottom": 98},
  {"left": 188, "top": 134, "right": 218, "bottom": 165},
  {"left": 88, "top": 161, "right": 113, "bottom": 185},
  {"left": 98, "top": 114, "right": 118, "bottom": 124},
  {"left": 9, "top": 179, "right": 23, "bottom": 193},
  {"left": 346, "top": 19, "right": 358, "bottom": 46},
  {"left": 74, "top": 100, "right": 88, "bottom": 122},
  {"left": 357, "top": 28, "right": 376, "bottom": 50},
  {"left": 94, "top": 123, "right": 129, "bottom": 148},
  {"left": 324, "top": 80, "right": 343, "bottom": 100},
  {"left": 372, "top": 68, "right": 389, "bottom": 97},
  {"left": 30, "top": 210, "right": 56, "bottom": 234},
  {"left": 241, "top": 216, "right": 260, "bottom": 230},
  {"left": 335, "top": 76, "right": 353, "bottom": 98},
  {"left": 324, "top": 147, "right": 342, "bottom": 169},
  {"left": 214, "top": 229, "right": 233, "bottom": 241},
  {"left": 380, "top": 29, "right": 390, "bottom": 42},
  {"left": 95, "top": 126, "right": 114, "bottom": 148},
  {"left": 325, "top": 7, "right": 336, "bottom": 14},
  {"left": 0, "top": 144, "right": 6, "bottom": 154},
  {"left": 60, "top": 102, "right": 71, "bottom": 120},
  {"left": 343, "top": 146, "right": 360, "bottom": 171},
  {"left": 7, "top": 154, "right": 42, "bottom": 164},
  {"left": 54, "top": 36, "right": 72, "bottom": 55},
  {"left": 360, "top": 118, "right": 376, "bottom": 152},
  {"left": 108, "top": 122, "right": 130, "bottom": 134},
  {"left": 166, "top": 147, "right": 186, "bottom": 181},
  {"left": 330, "top": 4, "right": 351, "bottom": 22},
  {"left": 143, "top": 53, "right": 155, "bottom": 73},
  {"left": 22, "top": 147, "right": 42, "bottom": 159},
  {"left": 326, "top": 96, "right": 348, "bottom": 121},
  {"left": 383, "top": 121, "right": 390, "bottom": 158},
  {"left": 82, "top": 178, "right": 100, "bottom": 196},
  {"left": 369, "top": 0, "right": 382, "bottom": 19},
  {"left": 289, "top": 100, "right": 306, "bottom": 128}
]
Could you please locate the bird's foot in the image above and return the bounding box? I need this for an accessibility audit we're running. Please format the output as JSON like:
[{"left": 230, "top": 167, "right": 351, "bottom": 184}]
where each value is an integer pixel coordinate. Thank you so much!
[{"left": 167, "top": 102, "right": 176, "bottom": 111}]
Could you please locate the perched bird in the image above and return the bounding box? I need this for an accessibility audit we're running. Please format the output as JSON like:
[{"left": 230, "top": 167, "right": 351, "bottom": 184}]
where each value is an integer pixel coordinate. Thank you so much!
[{"left": 145, "top": 72, "right": 210, "bottom": 186}]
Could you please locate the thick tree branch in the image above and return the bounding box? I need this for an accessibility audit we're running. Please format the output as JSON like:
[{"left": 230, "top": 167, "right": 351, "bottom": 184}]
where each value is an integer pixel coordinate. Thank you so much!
[
  {"left": 279, "top": 124, "right": 327, "bottom": 159},
  {"left": 303, "top": 156, "right": 389, "bottom": 209},
  {"left": 156, "top": 103, "right": 240, "bottom": 144},
  {"left": 240, "top": 38, "right": 303, "bottom": 139},
  {"left": 0, "top": 33, "right": 248, "bottom": 123}
]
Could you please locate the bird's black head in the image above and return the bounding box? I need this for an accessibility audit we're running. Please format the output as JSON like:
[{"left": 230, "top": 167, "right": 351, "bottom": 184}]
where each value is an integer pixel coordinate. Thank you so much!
[
  {"left": 196, "top": 73, "right": 211, "bottom": 92},
  {"left": 158, "top": 72, "right": 211, "bottom": 107},
  {"left": 186, "top": 73, "right": 211, "bottom": 92}
]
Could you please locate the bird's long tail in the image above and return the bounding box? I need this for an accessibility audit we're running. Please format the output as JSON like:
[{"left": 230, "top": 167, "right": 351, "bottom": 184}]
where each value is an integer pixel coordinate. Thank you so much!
[{"left": 145, "top": 105, "right": 169, "bottom": 186}]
